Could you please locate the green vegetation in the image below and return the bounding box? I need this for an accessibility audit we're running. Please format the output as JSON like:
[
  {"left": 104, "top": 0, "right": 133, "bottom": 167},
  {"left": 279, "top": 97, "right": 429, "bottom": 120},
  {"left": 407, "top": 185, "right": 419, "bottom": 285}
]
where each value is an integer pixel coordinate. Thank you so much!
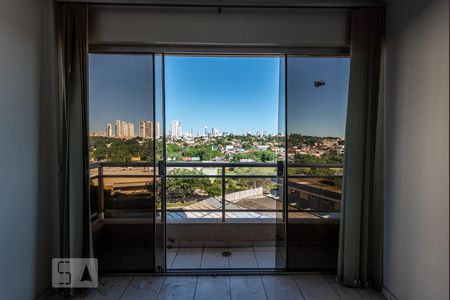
[
  {"left": 89, "top": 135, "right": 279, "bottom": 163},
  {"left": 165, "top": 142, "right": 183, "bottom": 161},
  {"left": 293, "top": 153, "right": 343, "bottom": 164},
  {"left": 89, "top": 133, "right": 344, "bottom": 194},
  {"left": 90, "top": 137, "right": 151, "bottom": 162},
  {"left": 231, "top": 150, "right": 277, "bottom": 162},
  {"left": 181, "top": 144, "right": 222, "bottom": 161},
  {"left": 287, "top": 167, "right": 340, "bottom": 176},
  {"left": 167, "top": 169, "right": 222, "bottom": 203},
  {"left": 288, "top": 133, "right": 342, "bottom": 148},
  {"left": 165, "top": 168, "right": 276, "bottom": 204}
]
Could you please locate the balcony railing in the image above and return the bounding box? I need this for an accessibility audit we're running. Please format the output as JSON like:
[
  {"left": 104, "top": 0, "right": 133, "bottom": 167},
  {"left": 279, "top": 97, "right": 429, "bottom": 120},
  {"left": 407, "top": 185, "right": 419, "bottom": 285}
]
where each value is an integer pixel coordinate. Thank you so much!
[{"left": 89, "top": 161, "right": 343, "bottom": 222}]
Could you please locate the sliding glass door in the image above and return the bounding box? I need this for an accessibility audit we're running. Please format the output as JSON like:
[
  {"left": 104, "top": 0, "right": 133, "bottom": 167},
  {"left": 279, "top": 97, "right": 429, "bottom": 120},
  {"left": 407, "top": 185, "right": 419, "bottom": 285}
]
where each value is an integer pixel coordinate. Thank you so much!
[
  {"left": 88, "top": 54, "right": 156, "bottom": 272},
  {"left": 87, "top": 52, "right": 350, "bottom": 273},
  {"left": 275, "top": 56, "right": 287, "bottom": 269},
  {"left": 285, "top": 56, "right": 350, "bottom": 270},
  {"left": 161, "top": 54, "right": 285, "bottom": 270},
  {"left": 154, "top": 54, "right": 166, "bottom": 272}
]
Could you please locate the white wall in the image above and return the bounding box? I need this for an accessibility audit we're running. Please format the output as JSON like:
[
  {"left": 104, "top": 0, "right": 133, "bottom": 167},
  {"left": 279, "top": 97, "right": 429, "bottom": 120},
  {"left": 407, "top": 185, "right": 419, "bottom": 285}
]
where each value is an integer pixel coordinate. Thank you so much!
[
  {"left": 0, "top": 0, "right": 57, "bottom": 298},
  {"left": 89, "top": 6, "right": 350, "bottom": 49},
  {"left": 384, "top": 0, "right": 449, "bottom": 299}
]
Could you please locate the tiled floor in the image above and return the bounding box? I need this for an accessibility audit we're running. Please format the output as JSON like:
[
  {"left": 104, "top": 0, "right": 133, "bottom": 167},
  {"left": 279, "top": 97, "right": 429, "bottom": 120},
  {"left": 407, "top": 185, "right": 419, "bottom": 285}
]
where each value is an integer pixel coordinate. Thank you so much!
[
  {"left": 59, "top": 274, "right": 385, "bottom": 300},
  {"left": 168, "top": 246, "right": 285, "bottom": 269}
]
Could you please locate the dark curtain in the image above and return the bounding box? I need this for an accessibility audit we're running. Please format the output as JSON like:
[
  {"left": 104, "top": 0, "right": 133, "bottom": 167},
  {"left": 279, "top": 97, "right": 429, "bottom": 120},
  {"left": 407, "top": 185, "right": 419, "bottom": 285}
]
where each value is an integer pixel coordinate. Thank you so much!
[
  {"left": 56, "top": 3, "right": 91, "bottom": 263},
  {"left": 337, "top": 7, "right": 385, "bottom": 289}
]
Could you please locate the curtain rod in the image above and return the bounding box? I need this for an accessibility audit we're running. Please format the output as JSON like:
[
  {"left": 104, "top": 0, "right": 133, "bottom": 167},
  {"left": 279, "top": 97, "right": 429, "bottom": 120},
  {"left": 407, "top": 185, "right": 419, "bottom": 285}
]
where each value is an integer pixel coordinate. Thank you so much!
[{"left": 53, "top": 0, "right": 385, "bottom": 9}]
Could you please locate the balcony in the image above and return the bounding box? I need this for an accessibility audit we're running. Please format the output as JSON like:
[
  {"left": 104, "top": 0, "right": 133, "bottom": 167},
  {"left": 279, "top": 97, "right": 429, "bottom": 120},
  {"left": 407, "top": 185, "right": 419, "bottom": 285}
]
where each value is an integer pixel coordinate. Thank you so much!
[{"left": 89, "top": 161, "right": 342, "bottom": 271}]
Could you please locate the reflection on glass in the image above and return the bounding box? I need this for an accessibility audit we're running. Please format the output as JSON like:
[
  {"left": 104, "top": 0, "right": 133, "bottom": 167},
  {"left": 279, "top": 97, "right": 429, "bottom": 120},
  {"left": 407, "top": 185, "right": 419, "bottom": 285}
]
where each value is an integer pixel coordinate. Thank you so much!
[
  {"left": 99, "top": 166, "right": 154, "bottom": 218},
  {"left": 155, "top": 54, "right": 165, "bottom": 166},
  {"left": 154, "top": 54, "right": 165, "bottom": 271},
  {"left": 275, "top": 55, "right": 286, "bottom": 269},
  {"left": 89, "top": 177, "right": 99, "bottom": 218},
  {"left": 286, "top": 56, "right": 350, "bottom": 270},
  {"left": 287, "top": 57, "right": 349, "bottom": 217},
  {"left": 88, "top": 54, "right": 155, "bottom": 272}
]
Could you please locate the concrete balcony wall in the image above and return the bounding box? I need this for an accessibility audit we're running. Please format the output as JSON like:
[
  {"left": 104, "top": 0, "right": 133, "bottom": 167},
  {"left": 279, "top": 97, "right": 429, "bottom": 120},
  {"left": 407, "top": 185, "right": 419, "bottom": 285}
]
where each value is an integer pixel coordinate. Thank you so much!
[
  {"left": 93, "top": 218, "right": 339, "bottom": 271},
  {"left": 167, "top": 221, "right": 278, "bottom": 248}
]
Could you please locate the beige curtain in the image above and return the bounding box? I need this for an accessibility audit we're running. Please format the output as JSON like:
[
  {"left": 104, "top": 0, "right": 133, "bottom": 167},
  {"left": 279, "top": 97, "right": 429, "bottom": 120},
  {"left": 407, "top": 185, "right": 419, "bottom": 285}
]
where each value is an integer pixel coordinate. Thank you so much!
[
  {"left": 56, "top": 3, "right": 91, "bottom": 263},
  {"left": 337, "top": 7, "right": 385, "bottom": 289}
]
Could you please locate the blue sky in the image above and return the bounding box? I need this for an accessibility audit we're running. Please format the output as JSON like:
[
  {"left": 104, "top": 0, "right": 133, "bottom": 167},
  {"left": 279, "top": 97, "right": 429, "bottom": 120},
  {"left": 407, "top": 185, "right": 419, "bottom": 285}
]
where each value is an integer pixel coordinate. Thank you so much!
[
  {"left": 89, "top": 54, "right": 153, "bottom": 132},
  {"left": 164, "top": 55, "right": 279, "bottom": 135},
  {"left": 287, "top": 57, "right": 350, "bottom": 137},
  {"left": 89, "top": 54, "right": 350, "bottom": 137}
]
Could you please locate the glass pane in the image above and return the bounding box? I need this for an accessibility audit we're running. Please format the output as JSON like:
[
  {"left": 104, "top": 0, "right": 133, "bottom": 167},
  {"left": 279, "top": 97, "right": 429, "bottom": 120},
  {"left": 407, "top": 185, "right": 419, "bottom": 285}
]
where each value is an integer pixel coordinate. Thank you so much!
[
  {"left": 154, "top": 54, "right": 165, "bottom": 271},
  {"left": 89, "top": 54, "right": 155, "bottom": 272},
  {"left": 164, "top": 55, "right": 283, "bottom": 269},
  {"left": 275, "top": 55, "right": 286, "bottom": 269},
  {"left": 89, "top": 177, "right": 99, "bottom": 220},
  {"left": 286, "top": 56, "right": 350, "bottom": 270},
  {"left": 101, "top": 173, "right": 153, "bottom": 218},
  {"left": 225, "top": 178, "right": 278, "bottom": 215},
  {"left": 167, "top": 166, "right": 222, "bottom": 176},
  {"left": 226, "top": 166, "right": 276, "bottom": 176},
  {"left": 166, "top": 177, "right": 222, "bottom": 212}
]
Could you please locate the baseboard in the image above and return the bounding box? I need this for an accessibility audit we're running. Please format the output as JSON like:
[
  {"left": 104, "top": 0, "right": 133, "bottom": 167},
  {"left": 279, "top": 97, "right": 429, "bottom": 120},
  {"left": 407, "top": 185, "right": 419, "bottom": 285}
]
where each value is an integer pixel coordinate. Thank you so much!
[
  {"left": 34, "top": 285, "right": 51, "bottom": 300},
  {"left": 382, "top": 286, "right": 399, "bottom": 300}
]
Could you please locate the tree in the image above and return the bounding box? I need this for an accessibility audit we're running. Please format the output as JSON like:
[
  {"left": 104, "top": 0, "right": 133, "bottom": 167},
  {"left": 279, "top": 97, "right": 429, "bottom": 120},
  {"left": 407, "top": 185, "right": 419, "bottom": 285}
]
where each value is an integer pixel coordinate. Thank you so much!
[
  {"left": 294, "top": 153, "right": 321, "bottom": 164},
  {"left": 204, "top": 180, "right": 222, "bottom": 197},
  {"left": 232, "top": 150, "right": 277, "bottom": 162},
  {"left": 183, "top": 144, "right": 221, "bottom": 161},
  {"left": 166, "top": 143, "right": 183, "bottom": 161}
]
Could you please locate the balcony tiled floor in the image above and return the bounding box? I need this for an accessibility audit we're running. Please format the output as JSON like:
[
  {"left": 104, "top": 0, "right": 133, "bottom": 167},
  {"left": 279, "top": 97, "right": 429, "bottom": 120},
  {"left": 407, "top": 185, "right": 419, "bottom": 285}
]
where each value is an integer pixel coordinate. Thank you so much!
[
  {"left": 49, "top": 274, "right": 385, "bottom": 299},
  {"left": 168, "top": 246, "right": 285, "bottom": 269}
]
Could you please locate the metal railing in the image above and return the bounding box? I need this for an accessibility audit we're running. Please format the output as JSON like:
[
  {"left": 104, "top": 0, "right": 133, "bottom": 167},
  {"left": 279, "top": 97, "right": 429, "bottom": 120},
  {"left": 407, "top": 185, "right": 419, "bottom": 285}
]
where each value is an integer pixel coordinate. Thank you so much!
[
  {"left": 89, "top": 161, "right": 343, "bottom": 222},
  {"left": 162, "top": 161, "right": 279, "bottom": 222}
]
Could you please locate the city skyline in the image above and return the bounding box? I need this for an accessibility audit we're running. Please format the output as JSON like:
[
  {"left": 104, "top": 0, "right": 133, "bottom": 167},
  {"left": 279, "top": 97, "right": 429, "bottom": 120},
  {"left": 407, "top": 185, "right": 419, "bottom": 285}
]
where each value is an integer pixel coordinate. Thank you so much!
[
  {"left": 89, "top": 55, "right": 350, "bottom": 138},
  {"left": 91, "top": 119, "right": 161, "bottom": 139},
  {"left": 90, "top": 117, "right": 347, "bottom": 139},
  {"left": 90, "top": 119, "right": 273, "bottom": 138}
]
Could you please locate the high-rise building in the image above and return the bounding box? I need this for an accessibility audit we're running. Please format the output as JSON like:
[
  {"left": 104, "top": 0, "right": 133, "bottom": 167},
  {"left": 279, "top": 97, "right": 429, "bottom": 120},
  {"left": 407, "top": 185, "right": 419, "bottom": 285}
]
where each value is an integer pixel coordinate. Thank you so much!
[
  {"left": 212, "top": 127, "right": 220, "bottom": 137},
  {"left": 123, "top": 122, "right": 129, "bottom": 137},
  {"left": 115, "top": 120, "right": 122, "bottom": 138},
  {"left": 115, "top": 120, "right": 135, "bottom": 139},
  {"left": 171, "top": 120, "right": 182, "bottom": 139},
  {"left": 145, "top": 122, "right": 152, "bottom": 139},
  {"left": 139, "top": 120, "right": 149, "bottom": 138},
  {"left": 139, "top": 120, "right": 146, "bottom": 138},
  {"left": 127, "top": 122, "right": 134, "bottom": 138},
  {"left": 155, "top": 121, "right": 161, "bottom": 138},
  {"left": 139, "top": 120, "right": 155, "bottom": 139},
  {"left": 106, "top": 123, "right": 113, "bottom": 137}
]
